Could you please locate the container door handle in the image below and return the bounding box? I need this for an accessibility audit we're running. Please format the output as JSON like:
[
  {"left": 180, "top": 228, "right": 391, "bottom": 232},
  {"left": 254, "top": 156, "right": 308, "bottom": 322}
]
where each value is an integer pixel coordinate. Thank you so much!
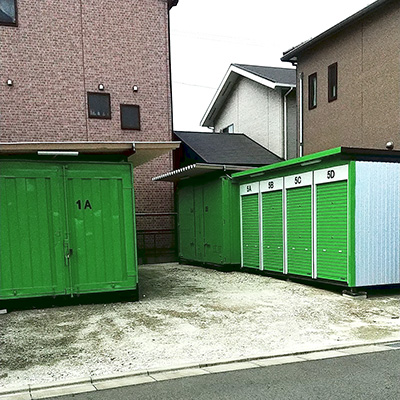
[{"left": 66, "top": 248, "right": 73, "bottom": 260}]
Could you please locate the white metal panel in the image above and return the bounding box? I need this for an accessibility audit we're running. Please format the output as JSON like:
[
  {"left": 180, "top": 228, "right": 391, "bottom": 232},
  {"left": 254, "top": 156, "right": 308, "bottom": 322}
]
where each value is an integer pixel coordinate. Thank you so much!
[
  {"left": 240, "top": 182, "right": 260, "bottom": 196},
  {"left": 314, "top": 164, "right": 348, "bottom": 184},
  {"left": 284, "top": 171, "right": 312, "bottom": 189},
  {"left": 355, "top": 162, "right": 400, "bottom": 286},
  {"left": 260, "top": 177, "right": 283, "bottom": 193}
]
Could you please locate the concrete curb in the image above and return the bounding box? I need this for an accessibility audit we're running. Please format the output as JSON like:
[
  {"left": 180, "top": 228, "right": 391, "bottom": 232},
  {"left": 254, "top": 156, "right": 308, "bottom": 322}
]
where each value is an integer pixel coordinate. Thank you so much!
[{"left": 1, "top": 339, "right": 399, "bottom": 400}]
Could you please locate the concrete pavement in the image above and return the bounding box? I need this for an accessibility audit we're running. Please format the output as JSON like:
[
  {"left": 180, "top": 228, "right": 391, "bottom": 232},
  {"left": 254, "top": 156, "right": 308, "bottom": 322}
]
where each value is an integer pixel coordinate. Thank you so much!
[{"left": 1, "top": 340, "right": 399, "bottom": 400}]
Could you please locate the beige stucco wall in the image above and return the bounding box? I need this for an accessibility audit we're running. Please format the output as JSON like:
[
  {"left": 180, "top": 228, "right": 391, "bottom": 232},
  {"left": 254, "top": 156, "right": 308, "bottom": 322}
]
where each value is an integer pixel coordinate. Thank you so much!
[
  {"left": 214, "top": 77, "right": 286, "bottom": 158},
  {"left": 297, "top": 2, "right": 400, "bottom": 155}
]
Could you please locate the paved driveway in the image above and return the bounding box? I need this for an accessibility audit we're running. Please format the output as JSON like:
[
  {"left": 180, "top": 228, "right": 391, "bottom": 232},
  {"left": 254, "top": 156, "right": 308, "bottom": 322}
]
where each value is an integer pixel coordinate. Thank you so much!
[{"left": 1, "top": 263, "right": 400, "bottom": 388}]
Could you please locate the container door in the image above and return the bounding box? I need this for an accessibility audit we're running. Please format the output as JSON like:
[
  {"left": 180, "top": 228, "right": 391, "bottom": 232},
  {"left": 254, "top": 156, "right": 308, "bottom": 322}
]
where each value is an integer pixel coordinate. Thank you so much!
[
  {"left": 0, "top": 162, "right": 67, "bottom": 299},
  {"left": 64, "top": 164, "right": 136, "bottom": 295},
  {"left": 261, "top": 178, "right": 284, "bottom": 273},
  {"left": 203, "top": 180, "right": 224, "bottom": 264},
  {"left": 194, "top": 185, "right": 205, "bottom": 262},
  {"left": 240, "top": 183, "right": 260, "bottom": 269},
  {"left": 285, "top": 173, "right": 312, "bottom": 277},
  {"left": 177, "top": 185, "right": 196, "bottom": 261},
  {"left": 314, "top": 166, "right": 348, "bottom": 282}
]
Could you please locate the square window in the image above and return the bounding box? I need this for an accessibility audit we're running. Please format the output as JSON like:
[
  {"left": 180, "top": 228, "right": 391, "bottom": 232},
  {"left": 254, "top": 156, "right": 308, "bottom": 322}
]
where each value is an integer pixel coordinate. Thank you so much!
[
  {"left": 0, "top": 0, "right": 17, "bottom": 26},
  {"left": 328, "top": 62, "right": 338, "bottom": 102},
  {"left": 87, "top": 92, "right": 111, "bottom": 119},
  {"left": 308, "top": 73, "right": 317, "bottom": 110},
  {"left": 120, "top": 104, "right": 140, "bottom": 130}
]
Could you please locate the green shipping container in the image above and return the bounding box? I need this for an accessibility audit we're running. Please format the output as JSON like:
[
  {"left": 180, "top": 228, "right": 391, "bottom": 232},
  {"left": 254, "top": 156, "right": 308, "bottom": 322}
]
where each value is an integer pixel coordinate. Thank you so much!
[
  {"left": 235, "top": 147, "right": 400, "bottom": 288},
  {"left": 177, "top": 173, "right": 241, "bottom": 267},
  {"left": 0, "top": 160, "right": 137, "bottom": 300}
]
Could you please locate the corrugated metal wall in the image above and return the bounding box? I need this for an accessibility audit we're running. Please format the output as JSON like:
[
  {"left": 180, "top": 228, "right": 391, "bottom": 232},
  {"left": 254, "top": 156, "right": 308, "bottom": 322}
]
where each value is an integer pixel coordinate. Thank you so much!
[{"left": 355, "top": 162, "right": 400, "bottom": 286}]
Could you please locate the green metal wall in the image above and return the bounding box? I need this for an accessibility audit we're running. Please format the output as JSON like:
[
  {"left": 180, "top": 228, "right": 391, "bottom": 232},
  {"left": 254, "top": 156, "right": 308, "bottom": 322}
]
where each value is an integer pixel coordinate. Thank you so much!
[
  {"left": 0, "top": 161, "right": 137, "bottom": 300},
  {"left": 177, "top": 175, "right": 240, "bottom": 266},
  {"left": 177, "top": 186, "right": 196, "bottom": 261}
]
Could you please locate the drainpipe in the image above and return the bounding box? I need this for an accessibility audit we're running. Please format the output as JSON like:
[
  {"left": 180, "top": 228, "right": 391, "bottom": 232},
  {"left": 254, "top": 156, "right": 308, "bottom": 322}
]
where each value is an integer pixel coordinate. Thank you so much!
[
  {"left": 298, "top": 72, "right": 304, "bottom": 157},
  {"left": 283, "top": 87, "right": 294, "bottom": 160}
]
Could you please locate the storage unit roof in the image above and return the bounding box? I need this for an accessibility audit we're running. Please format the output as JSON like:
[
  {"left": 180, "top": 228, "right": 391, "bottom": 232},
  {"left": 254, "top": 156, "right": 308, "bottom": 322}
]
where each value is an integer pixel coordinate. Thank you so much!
[
  {"left": 282, "top": 0, "right": 394, "bottom": 63},
  {"left": 174, "top": 131, "right": 282, "bottom": 166},
  {"left": 232, "top": 147, "right": 400, "bottom": 179},
  {"left": 0, "top": 141, "right": 180, "bottom": 167}
]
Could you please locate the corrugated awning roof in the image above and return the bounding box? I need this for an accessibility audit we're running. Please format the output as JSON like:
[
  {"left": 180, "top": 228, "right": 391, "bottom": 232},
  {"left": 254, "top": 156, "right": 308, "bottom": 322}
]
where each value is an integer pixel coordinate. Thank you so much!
[
  {"left": 0, "top": 141, "right": 180, "bottom": 167},
  {"left": 153, "top": 163, "right": 251, "bottom": 182}
]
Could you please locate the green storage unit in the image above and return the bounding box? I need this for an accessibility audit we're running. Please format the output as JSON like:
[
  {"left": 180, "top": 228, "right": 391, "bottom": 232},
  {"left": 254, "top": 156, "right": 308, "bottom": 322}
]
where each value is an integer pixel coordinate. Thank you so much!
[
  {"left": 176, "top": 171, "right": 241, "bottom": 268},
  {"left": 0, "top": 159, "right": 137, "bottom": 300},
  {"left": 240, "top": 182, "right": 260, "bottom": 269},
  {"left": 234, "top": 147, "right": 400, "bottom": 289}
]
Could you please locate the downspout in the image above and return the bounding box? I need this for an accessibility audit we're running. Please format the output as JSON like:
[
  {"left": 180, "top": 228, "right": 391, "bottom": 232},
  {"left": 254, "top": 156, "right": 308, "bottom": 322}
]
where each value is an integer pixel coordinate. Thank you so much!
[
  {"left": 283, "top": 87, "right": 294, "bottom": 160},
  {"left": 298, "top": 72, "right": 304, "bottom": 157}
]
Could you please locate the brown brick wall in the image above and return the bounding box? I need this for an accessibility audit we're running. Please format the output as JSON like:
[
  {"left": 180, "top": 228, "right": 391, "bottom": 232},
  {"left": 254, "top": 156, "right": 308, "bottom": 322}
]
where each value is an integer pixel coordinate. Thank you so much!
[
  {"left": 296, "top": 2, "right": 400, "bottom": 155},
  {"left": 0, "top": 0, "right": 176, "bottom": 262}
]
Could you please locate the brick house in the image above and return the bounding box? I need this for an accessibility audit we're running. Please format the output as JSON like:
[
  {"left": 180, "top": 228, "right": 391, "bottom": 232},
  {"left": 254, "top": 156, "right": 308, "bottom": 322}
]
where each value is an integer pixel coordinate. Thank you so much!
[
  {"left": 201, "top": 64, "right": 297, "bottom": 160},
  {"left": 0, "top": 0, "right": 179, "bottom": 263},
  {"left": 281, "top": 0, "right": 400, "bottom": 156}
]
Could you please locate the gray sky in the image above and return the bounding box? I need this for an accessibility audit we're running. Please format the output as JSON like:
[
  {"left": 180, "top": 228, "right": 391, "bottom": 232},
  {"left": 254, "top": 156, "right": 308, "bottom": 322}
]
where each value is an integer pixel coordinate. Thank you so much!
[{"left": 169, "top": 0, "right": 374, "bottom": 132}]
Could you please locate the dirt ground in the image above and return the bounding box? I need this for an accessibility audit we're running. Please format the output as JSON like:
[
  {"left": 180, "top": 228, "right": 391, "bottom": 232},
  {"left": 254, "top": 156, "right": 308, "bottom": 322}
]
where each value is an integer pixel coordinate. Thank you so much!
[{"left": 1, "top": 263, "right": 400, "bottom": 388}]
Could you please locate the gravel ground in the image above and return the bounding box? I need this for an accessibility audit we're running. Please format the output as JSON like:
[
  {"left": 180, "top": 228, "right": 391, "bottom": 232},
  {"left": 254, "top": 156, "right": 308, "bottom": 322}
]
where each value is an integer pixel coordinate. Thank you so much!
[{"left": 1, "top": 263, "right": 400, "bottom": 388}]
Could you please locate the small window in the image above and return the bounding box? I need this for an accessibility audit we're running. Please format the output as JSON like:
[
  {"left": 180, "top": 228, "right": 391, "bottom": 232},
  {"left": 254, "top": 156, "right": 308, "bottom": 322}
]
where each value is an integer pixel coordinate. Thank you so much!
[
  {"left": 222, "top": 124, "right": 234, "bottom": 133},
  {"left": 328, "top": 62, "right": 338, "bottom": 102},
  {"left": 120, "top": 104, "right": 140, "bottom": 130},
  {"left": 0, "top": 0, "right": 17, "bottom": 26},
  {"left": 308, "top": 73, "right": 317, "bottom": 110},
  {"left": 87, "top": 92, "right": 111, "bottom": 119}
]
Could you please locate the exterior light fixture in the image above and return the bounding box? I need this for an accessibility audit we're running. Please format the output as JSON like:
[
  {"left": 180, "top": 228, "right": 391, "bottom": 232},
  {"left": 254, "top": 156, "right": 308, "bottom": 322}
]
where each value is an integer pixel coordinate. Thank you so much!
[
  {"left": 6, "top": 79, "right": 13, "bottom": 87},
  {"left": 132, "top": 85, "right": 138, "bottom": 92},
  {"left": 386, "top": 141, "right": 394, "bottom": 150},
  {"left": 98, "top": 84, "right": 105, "bottom": 91}
]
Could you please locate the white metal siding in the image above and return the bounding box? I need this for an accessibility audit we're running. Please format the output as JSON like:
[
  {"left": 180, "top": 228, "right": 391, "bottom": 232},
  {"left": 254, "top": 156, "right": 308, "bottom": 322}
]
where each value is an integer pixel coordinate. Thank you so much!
[
  {"left": 214, "top": 77, "right": 284, "bottom": 158},
  {"left": 355, "top": 162, "right": 400, "bottom": 286}
]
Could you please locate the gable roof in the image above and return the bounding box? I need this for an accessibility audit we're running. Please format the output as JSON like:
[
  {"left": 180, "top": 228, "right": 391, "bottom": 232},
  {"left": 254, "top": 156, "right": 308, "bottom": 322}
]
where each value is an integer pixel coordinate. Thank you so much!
[
  {"left": 201, "top": 64, "right": 296, "bottom": 128},
  {"left": 232, "top": 64, "right": 297, "bottom": 86},
  {"left": 174, "top": 130, "right": 282, "bottom": 167},
  {"left": 282, "top": 0, "right": 395, "bottom": 63}
]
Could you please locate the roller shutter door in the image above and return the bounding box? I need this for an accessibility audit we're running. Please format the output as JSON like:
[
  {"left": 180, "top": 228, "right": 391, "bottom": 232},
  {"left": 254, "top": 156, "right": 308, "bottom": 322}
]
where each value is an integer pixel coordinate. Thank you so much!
[
  {"left": 286, "top": 187, "right": 312, "bottom": 277},
  {"left": 315, "top": 167, "right": 348, "bottom": 282},
  {"left": 241, "top": 194, "right": 260, "bottom": 269},
  {"left": 262, "top": 191, "right": 284, "bottom": 272}
]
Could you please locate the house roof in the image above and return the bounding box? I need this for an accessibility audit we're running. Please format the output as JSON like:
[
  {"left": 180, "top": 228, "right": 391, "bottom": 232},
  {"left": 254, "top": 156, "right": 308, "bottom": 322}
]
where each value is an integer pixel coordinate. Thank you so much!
[
  {"left": 201, "top": 64, "right": 296, "bottom": 128},
  {"left": 174, "top": 131, "right": 282, "bottom": 166},
  {"left": 281, "top": 0, "right": 395, "bottom": 63},
  {"left": 168, "top": 0, "right": 179, "bottom": 10},
  {"left": 232, "top": 64, "right": 296, "bottom": 87}
]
